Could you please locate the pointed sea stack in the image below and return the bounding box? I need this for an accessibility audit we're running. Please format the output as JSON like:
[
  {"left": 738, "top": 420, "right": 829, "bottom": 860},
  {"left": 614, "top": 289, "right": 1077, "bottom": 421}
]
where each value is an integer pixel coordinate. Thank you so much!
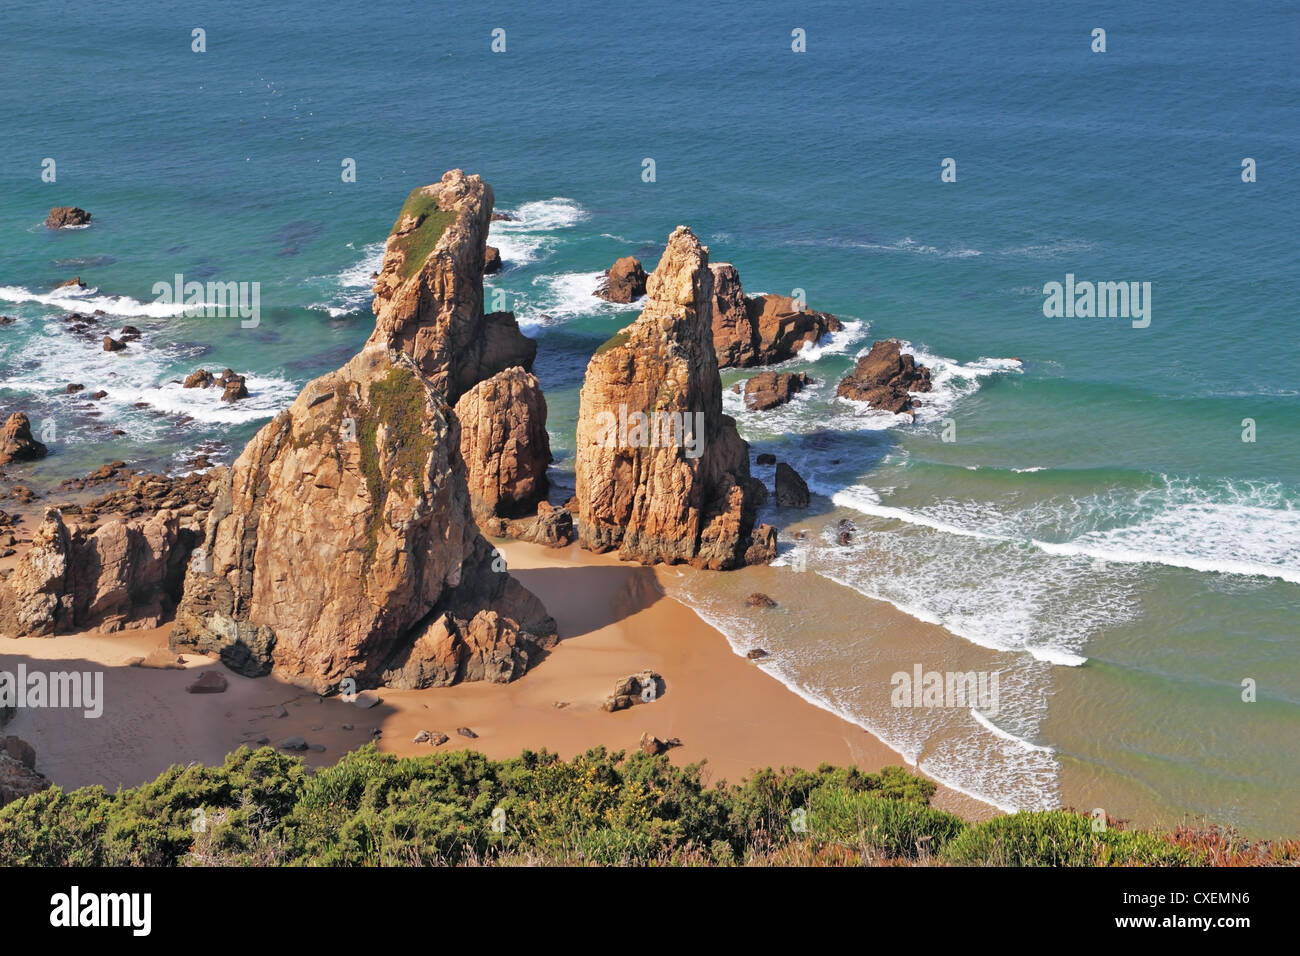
[
  {"left": 170, "top": 170, "right": 556, "bottom": 693},
  {"left": 575, "top": 226, "right": 775, "bottom": 569}
]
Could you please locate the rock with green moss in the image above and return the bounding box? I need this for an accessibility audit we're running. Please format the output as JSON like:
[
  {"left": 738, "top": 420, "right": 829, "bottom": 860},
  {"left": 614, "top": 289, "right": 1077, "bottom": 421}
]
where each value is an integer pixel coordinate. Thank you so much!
[
  {"left": 171, "top": 347, "right": 555, "bottom": 693},
  {"left": 368, "top": 169, "right": 535, "bottom": 404}
]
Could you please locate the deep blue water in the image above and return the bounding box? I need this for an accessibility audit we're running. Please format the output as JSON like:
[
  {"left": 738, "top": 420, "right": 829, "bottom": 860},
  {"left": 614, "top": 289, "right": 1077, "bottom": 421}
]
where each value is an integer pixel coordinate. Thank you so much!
[{"left": 2, "top": 0, "right": 1298, "bottom": 831}]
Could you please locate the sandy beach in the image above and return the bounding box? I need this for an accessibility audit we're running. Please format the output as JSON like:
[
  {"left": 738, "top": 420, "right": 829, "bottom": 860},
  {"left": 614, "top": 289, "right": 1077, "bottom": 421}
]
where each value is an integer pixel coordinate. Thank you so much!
[{"left": 0, "top": 535, "right": 993, "bottom": 821}]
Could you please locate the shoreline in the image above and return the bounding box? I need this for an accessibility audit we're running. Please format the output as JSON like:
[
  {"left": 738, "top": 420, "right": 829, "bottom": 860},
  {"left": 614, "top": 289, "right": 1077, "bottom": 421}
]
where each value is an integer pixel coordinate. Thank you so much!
[{"left": 0, "top": 533, "right": 996, "bottom": 823}]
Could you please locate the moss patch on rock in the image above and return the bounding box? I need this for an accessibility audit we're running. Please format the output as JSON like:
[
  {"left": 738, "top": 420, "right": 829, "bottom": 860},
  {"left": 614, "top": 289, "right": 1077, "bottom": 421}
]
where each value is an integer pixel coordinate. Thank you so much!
[
  {"left": 389, "top": 187, "right": 457, "bottom": 282},
  {"left": 356, "top": 364, "right": 437, "bottom": 567},
  {"left": 594, "top": 328, "right": 631, "bottom": 356}
]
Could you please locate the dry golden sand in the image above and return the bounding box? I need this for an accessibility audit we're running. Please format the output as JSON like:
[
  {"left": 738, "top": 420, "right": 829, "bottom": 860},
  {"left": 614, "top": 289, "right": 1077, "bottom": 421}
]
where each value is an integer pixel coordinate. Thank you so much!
[{"left": 0, "top": 538, "right": 992, "bottom": 820}]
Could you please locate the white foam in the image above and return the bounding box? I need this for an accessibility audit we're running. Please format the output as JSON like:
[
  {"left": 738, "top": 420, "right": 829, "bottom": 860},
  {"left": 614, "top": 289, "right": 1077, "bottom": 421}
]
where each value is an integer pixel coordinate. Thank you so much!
[
  {"left": 664, "top": 569, "right": 1057, "bottom": 812},
  {"left": 497, "top": 197, "right": 589, "bottom": 230},
  {"left": 309, "top": 241, "right": 384, "bottom": 316},
  {"left": 0, "top": 284, "right": 189, "bottom": 318},
  {"left": 970, "top": 709, "right": 1056, "bottom": 754},
  {"left": 513, "top": 271, "right": 633, "bottom": 328}
]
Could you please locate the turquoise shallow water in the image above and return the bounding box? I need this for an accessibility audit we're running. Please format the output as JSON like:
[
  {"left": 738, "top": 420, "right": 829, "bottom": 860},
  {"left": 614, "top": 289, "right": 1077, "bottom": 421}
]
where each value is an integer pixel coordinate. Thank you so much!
[{"left": 1, "top": 0, "right": 1297, "bottom": 833}]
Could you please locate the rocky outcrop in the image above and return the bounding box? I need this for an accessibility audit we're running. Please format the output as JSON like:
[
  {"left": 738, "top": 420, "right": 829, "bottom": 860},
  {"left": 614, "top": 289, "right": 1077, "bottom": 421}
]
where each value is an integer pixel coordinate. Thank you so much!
[
  {"left": 453, "top": 366, "right": 550, "bottom": 521},
  {"left": 484, "top": 501, "right": 576, "bottom": 548},
  {"left": 836, "top": 339, "right": 932, "bottom": 414},
  {"left": 45, "top": 206, "right": 92, "bottom": 229},
  {"left": 575, "top": 227, "right": 774, "bottom": 570},
  {"left": 170, "top": 171, "right": 557, "bottom": 694},
  {"left": 774, "top": 462, "right": 810, "bottom": 508},
  {"left": 0, "top": 503, "right": 202, "bottom": 636},
  {"left": 710, "top": 263, "right": 842, "bottom": 368},
  {"left": 595, "top": 256, "right": 648, "bottom": 304},
  {"left": 368, "top": 169, "right": 535, "bottom": 405},
  {"left": 0, "top": 511, "right": 72, "bottom": 636},
  {"left": 0, "top": 736, "right": 48, "bottom": 807},
  {"left": 602, "top": 670, "right": 663, "bottom": 712},
  {"left": 744, "top": 371, "right": 810, "bottom": 411},
  {"left": 169, "top": 345, "right": 557, "bottom": 693},
  {"left": 483, "top": 245, "right": 502, "bottom": 274},
  {"left": 0, "top": 413, "right": 47, "bottom": 466}
]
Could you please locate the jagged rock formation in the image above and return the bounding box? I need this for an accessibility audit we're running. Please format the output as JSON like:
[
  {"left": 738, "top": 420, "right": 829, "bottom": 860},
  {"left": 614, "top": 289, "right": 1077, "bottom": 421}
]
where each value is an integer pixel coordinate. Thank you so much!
[
  {"left": 836, "top": 339, "right": 932, "bottom": 413},
  {"left": 485, "top": 501, "right": 575, "bottom": 548},
  {"left": 170, "top": 171, "right": 557, "bottom": 694},
  {"left": 710, "top": 263, "right": 842, "bottom": 368},
  {"left": 368, "top": 169, "right": 535, "bottom": 405},
  {"left": 0, "top": 413, "right": 47, "bottom": 466},
  {"left": 0, "top": 504, "right": 202, "bottom": 637},
  {"left": 170, "top": 347, "right": 556, "bottom": 692},
  {"left": 595, "top": 256, "right": 648, "bottom": 303},
  {"left": 575, "top": 226, "right": 774, "bottom": 570},
  {"left": 454, "top": 366, "right": 551, "bottom": 521},
  {"left": 365, "top": 170, "right": 553, "bottom": 537},
  {"left": 483, "top": 245, "right": 502, "bottom": 274},
  {"left": 744, "top": 371, "right": 810, "bottom": 411}
]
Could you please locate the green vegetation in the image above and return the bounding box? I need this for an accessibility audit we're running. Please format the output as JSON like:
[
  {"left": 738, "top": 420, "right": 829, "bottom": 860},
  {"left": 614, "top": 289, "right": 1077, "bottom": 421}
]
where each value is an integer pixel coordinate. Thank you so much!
[
  {"left": 3, "top": 745, "right": 1293, "bottom": 867},
  {"left": 594, "top": 328, "right": 631, "bottom": 356},
  {"left": 388, "top": 187, "right": 457, "bottom": 281},
  {"left": 356, "top": 364, "right": 435, "bottom": 569}
]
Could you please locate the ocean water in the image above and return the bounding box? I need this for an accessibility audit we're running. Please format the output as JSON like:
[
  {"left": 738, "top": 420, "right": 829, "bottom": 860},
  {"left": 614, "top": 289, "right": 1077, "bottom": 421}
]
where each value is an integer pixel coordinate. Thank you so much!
[{"left": 2, "top": 1, "right": 1298, "bottom": 833}]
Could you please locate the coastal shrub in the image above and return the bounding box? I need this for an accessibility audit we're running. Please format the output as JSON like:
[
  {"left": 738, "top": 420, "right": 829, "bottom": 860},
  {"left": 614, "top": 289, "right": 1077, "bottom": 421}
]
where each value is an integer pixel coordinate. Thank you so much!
[
  {"left": 285, "top": 746, "right": 500, "bottom": 865},
  {"left": 724, "top": 763, "right": 937, "bottom": 855},
  {"left": 808, "top": 786, "right": 966, "bottom": 861},
  {"left": 2, "top": 746, "right": 1261, "bottom": 867},
  {"left": 0, "top": 747, "right": 308, "bottom": 866},
  {"left": 940, "top": 810, "right": 1193, "bottom": 867}
]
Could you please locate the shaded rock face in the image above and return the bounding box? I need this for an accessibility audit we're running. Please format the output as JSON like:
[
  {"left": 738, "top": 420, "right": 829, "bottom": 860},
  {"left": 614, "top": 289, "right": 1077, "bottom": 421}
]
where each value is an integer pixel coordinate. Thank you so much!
[
  {"left": 836, "top": 339, "right": 932, "bottom": 413},
  {"left": 774, "top": 462, "right": 810, "bottom": 508},
  {"left": 483, "top": 245, "right": 502, "bottom": 274},
  {"left": 744, "top": 371, "right": 810, "bottom": 411},
  {"left": 0, "top": 413, "right": 47, "bottom": 466},
  {"left": 368, "top": 169, "right": 535, "bottom": 405},
  {"left": 595, "top": 256, "right": 648, "bottom": 303},
  {"left": 0, "top": 736, "right": 48, "bottom": 807},
  {"left": 453, "top": 366, "right": 551, "bottom": 521},
  {"left": 709, "top": 263, "right": 842, "bottom": 368},
  {"left": 484, "top": 501, "right": 575, "bottom": 548},
  {"left": 169, "top": 347, "right": 557, "bottom": 693},
  {"left": 45, "top": 206, "right": 91, "bottom": 229},
  {"left": 575, "top": 226, "right": 773, "bottom": 570},
  {"left": 0, "top": 506, "right": 202, "bottom": 637}
]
